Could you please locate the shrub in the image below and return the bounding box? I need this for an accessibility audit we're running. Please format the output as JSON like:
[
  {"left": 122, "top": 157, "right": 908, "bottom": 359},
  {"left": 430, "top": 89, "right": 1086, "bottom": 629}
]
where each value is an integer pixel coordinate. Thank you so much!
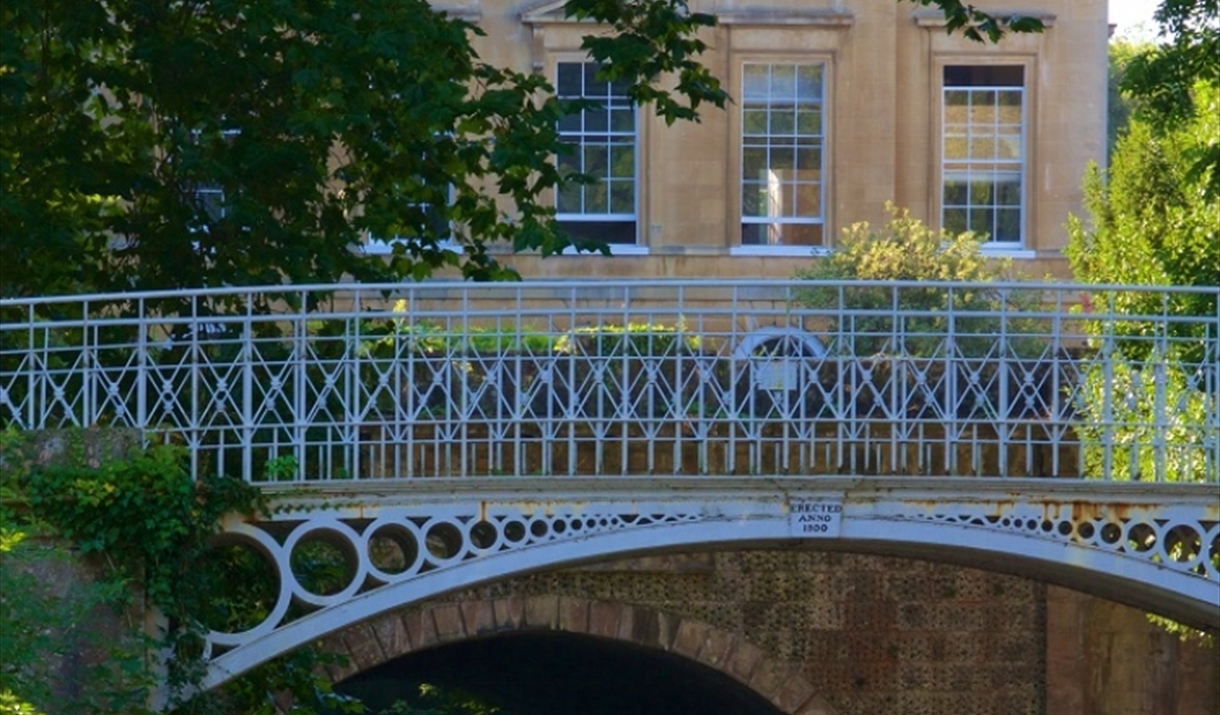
[{"left": 794, "top": 203, "right": 1032, "bottom": 357}]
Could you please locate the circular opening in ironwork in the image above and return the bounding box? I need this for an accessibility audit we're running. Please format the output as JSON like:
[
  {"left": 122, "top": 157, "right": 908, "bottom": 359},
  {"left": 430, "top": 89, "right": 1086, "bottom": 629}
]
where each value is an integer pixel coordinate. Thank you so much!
[
  {"left": 1057, "top": 521, "right": 1073, "bottom": 537},
  {"left": 425, "top": 522, "right": 464, "bottom": 561},
  {"left": 1100, "top": 522, "right": 1123, "bottom": 544},
  {"left": 553, "top": 519, "right": 568, "bottom": 534},
  {"left": 469, "top": 521, "right": 498, "bottom": 550},
  {"left": 368, "top": 524, "right": 419, "bottom": 575},
  {"left": 503, "top": 520, "right": 526, "bottom": 543},
  {"left": 197, "top": 540, "right": 280, "bottom": 633},
  {"left": 529, "top": 519, "right": 549, "bottom": 538},
  {"left": 1076, "top": 522, "right": 1095, "bottom": 540},
  {"left": 291, "top": 532, "right": 357, "bottom": 597},
  {"left": 1163, "top": 525, "right": 1201, "bottom": 563},
  {"left": 1127, "top": 522, "right": 1157, "bottom": 552}
]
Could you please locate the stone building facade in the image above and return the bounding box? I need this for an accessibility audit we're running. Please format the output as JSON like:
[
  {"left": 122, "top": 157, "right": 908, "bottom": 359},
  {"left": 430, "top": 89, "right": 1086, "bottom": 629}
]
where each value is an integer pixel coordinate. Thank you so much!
[{"left": 390, "top": 0, "right": 1109, "bottom": 279}]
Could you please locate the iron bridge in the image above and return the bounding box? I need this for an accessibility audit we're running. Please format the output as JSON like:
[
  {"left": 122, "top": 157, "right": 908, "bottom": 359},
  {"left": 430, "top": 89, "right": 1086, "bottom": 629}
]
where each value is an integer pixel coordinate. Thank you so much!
[{"left": 1, "top": 279, "right": 1217, "bottom": 687}]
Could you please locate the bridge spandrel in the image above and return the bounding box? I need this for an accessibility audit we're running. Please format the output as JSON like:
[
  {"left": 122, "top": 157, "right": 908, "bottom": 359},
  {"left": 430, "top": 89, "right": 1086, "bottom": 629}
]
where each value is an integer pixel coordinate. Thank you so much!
[{"left": 194, "top": 477, "right": 1220, "bottom": 689}]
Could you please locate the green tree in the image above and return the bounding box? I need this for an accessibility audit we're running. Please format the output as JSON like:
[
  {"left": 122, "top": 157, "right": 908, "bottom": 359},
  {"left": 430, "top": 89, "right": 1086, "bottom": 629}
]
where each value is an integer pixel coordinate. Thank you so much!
[
  {"left": 1106, "top": 37, "right": 1152, "bottom": 158},
  {"left": 1066, "top": 83, "right": 1219, "bottom": 483},
  {"left": 0, "top": 0, "right": 724, "bottom": 309},
  {"left": 1, "top": 0, "right": 1060, "bottom": 310},
  {"left": 1066, "top": 86, "right": 1220, "bottom": 348},
  {"left": 1120, "top": 0, "right": 1220, "bottom": 197}
]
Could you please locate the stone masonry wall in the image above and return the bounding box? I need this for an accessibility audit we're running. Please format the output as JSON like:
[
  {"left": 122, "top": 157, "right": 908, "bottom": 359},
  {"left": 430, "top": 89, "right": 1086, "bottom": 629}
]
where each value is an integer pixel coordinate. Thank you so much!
[
  {"left": 426, "top": 552, "right": 1047, "bottom": 715},
  {"left": 321, "top": 551, "right": 1220, "bottom": 715}
]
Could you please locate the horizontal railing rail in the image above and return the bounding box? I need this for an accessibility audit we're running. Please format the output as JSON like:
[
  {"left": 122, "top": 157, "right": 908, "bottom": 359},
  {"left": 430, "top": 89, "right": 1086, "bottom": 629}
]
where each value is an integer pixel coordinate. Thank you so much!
[{"left": 2, "top": 280, "right": 1217, "bottom": 483}]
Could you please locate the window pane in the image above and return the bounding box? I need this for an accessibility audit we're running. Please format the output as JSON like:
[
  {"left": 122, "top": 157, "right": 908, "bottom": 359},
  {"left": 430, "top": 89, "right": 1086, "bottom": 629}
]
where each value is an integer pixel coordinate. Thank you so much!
[
  {"left": 558, "top": 63, "right": 582, "bottom": 96},
  {"left": 743, "top": 148, "right": 767, "bottom": 180},
  {"left": 996, "top": 179, "right": 1021, "bottom": 206},
  {"left": 558, "top": 181, "right": 582, "bottom": 213},
  {"left": 943, "top": 208, "right": 967, "bottom": 234},
  {"left": 583, "top": 64, "right": 604, "bottom": 95},
  {"left": 994, "top": 209, "right": 1021, "bottom": 242},
  {"left": 943, "top": 180, "right": 967, "bottom": 205},
  {"left": 586, "top": 107, "right": 608, "bottom": 132},
  {"left": 786, "top": 223, "right": 823, "bottom": 246},
  {"left": 743, "top": 108, "right": 768, "bottom": 135},
  {"left": 610, "top": 180, "right": 634, "bottom": 213},
  {"left": 584, "top": 144, "right": 608, "bottom": 176},
  {"left": 970, "top": 134, "right": 997, "bottom": 159},
  {"left": 970, "top": 91, "right": 996, "bottom": 123},
  {"left": 559, "top": 112, "right": 581, "bottom": 133},
  {"left": 795, "top": 146, "right": 821, "bottom": 176},
  {"left": 969, "top": 207, "right": 993, "bottom": 236},
  {"left": 560, "top": 220, "right": 636, "bottom": 245},
  {"left": 743, "top": 65, "right": 769, "bottom": 100},
  {"left": 944, "top": 65, "right": 1023, "bottom": 87},
  {"left": 740, "top": 222, "right": 822, "bottom": 246},
  {"left": 796, "top": 183, "right": 821, "bottom": 216},
  {"left": 770, "top": 65, "right": 796, "bottom": 99},
  {"left": 586, "top": 181, "right": 608, "bottom": 213},
  {"left": 797, "top": 65, "right": 823, "bottom": 101},
  {"left": 944, "top": 134, "right": 968, "bottom": 159},
  {"left": 769, "top": 146, "right": 794, "bottom": 172},
  {"left": 742, "top": 185, "right": 763, "bottom": 217},
  {"left": 797, "top": 108, "right": 822, "bottom": 135},
  {"left": 770, "top": 109, "right": 795, "bottom": 135},
  {"left": 997, "top": 132, "right": 1022, "bottom": 159},
  {"left": 610, "top": 107, "right": 633, "bottom": 132},
  {"left": 610, "top": 144, "right": 634, "bottom": 178},
  {"left": 969, "top": 181, "right": 994, "bottom": 205}
]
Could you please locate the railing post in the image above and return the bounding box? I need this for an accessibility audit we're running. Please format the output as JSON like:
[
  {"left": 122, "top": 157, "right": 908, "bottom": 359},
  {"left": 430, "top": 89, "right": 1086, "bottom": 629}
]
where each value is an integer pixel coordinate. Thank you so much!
[{"left": 137, "top": 297, "right": 148, "bottom": 446}]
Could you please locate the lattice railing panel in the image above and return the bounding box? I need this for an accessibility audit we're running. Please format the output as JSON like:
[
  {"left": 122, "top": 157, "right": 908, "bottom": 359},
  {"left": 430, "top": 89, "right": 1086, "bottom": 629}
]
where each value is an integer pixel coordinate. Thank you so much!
[{"left": 2, "top": 281, "right": 1217, "bottom": 482}]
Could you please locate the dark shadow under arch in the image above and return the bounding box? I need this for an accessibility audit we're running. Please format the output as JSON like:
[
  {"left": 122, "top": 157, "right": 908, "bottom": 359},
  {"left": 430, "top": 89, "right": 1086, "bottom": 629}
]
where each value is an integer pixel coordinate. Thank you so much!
[
  {"left": 313, "top": 596, "right": 835, "bottom": 715},
  {"left": 336, "top": 631, "right": 787, "bottom": 715}
]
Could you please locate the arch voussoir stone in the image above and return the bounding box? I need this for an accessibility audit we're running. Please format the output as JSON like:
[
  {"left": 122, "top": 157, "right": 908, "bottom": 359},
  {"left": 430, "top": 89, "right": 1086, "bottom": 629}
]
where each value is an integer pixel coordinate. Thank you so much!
[{"left": 319, "top": 596, "right": 835, "bottom": 715}]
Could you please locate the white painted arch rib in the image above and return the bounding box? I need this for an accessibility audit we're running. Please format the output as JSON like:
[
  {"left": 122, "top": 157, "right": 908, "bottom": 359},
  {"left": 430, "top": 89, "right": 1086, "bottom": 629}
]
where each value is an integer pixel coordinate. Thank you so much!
[{"left": 201, "top": 480, "right": 1220, "bottom": 690}]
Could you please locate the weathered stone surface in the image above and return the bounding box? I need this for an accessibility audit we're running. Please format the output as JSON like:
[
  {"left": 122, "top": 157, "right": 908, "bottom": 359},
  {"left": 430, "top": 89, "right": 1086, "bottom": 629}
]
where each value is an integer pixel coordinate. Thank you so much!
[
  {"left": 493, "top": 596, "right": 525, "bottom": 631},
  {"left": 672, "top": 618, "right": 710, "bottom": 659},
  {"left": 323, "top": 551, "right": 1214, "bottom": 715},
  {"left": 368, "top": 611, "right": 411, "bottom": 660},
  {"left": 430, "top": 604, "right": 465, "bottom": 642},
  {"left": 524, "top": 595, "right": 559, "bottom": 629},
  {"left": 340, "top": 623, "right": 384, "bottom": 671},
  {"left": 558, "top": 596, "right": 589, "bottom": 634}
]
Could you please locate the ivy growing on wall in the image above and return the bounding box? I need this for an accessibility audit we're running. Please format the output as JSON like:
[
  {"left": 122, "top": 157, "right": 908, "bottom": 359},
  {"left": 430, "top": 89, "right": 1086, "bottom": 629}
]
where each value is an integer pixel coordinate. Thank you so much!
[{"left": 0, "top": 429, "right": 354, "bottom": 714}]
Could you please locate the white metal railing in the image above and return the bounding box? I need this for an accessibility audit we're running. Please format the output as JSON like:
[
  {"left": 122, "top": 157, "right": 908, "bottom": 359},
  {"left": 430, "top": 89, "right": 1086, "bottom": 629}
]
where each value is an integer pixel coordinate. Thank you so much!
[{"left": 2, "top": 280, "right": 1217, "bottom": 483}]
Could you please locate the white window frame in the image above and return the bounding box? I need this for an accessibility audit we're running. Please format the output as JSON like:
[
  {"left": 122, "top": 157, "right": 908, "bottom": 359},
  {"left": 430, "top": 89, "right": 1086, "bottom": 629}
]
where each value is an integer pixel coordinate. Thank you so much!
[
  {"left": 940, "top": 65, "right": 1027, "bottom": 248},
  {"left": 188, "top": 128, "right": 242, "bottom": 227},
  {"left": 555, "top": 61, "right": 641, "bottom": 250},
  {"left": 364, "top": 183, "right": 459, "bottom": 256},
  {"left": 733, "top": 61, "right": 827, "bottom": 255}
]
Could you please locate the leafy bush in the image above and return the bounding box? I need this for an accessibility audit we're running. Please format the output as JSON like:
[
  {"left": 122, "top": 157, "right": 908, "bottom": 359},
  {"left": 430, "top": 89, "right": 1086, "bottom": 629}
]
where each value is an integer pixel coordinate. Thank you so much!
[
  {"left": 554, "top": 321, "right": 700, "bottom": 357},
  {"left": 1073, "top": 355, "right": 1216, "bottom": 481},
  {"left": 794, "top": 203, "right": 1033, "bottom": 357}
]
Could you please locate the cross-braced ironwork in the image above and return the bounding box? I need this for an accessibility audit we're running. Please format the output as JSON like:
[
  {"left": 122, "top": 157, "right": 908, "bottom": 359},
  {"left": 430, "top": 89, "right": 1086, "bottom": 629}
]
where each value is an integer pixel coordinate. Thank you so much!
[
  {"left": 3, "top": 280, "right": 1217, "bottom": 482},
  {"left": 2, "top": 280, "right": 1218, "bottom": 688}
]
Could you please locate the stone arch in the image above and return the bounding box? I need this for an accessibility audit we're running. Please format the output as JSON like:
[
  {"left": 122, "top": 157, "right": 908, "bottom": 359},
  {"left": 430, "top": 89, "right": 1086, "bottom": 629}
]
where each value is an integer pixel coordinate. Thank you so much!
[{"left": 313, "top": 595, "right": 838, "bottom": 715}]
